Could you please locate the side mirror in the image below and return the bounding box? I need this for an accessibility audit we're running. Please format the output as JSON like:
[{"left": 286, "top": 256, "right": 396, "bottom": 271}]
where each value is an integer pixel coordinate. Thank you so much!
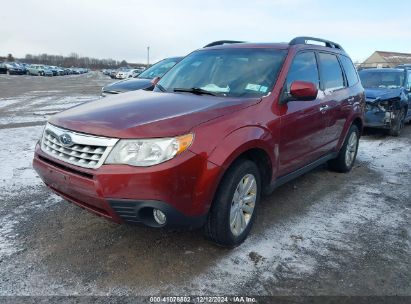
[
  {"left": 151, "top": 76, "right": 161, "bottom": 86},
  {"left": 289, "top": 81, "right": 318, "bottom": 101}
]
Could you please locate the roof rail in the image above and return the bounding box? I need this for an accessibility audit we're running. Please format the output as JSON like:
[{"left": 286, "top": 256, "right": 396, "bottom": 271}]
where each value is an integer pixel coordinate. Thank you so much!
[
  {"left": 289, "top": 36, "right": 344, "bottom": 51},
  {"left": 203, "top": 40, "right": 245, "bottom": 48}
]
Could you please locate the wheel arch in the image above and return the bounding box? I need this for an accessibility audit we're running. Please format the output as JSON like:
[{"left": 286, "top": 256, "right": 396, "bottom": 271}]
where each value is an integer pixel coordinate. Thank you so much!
[
  {"left": 207, "top": 126, "right": 276, "bottom": 200},
  {"left": 352, "top": 117, "right": 363, "bottom": 136}
]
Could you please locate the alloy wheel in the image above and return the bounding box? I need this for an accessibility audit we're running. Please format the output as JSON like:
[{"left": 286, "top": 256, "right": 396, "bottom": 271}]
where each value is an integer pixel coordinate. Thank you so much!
[
  {"left": 229, "top": 174, "right": 257, "bottom": 236},
  {"left": 345, "top": 132, "right": 358, "bottom": 167}
]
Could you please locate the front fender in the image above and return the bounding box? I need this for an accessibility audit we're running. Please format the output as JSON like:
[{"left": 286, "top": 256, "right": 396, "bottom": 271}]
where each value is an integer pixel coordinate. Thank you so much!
[
  {"left": 207, "top": 126, "right": 277, "bottom": 171},
  {"left": 190, "top": 126, "right": 277, "bottom": 212}
]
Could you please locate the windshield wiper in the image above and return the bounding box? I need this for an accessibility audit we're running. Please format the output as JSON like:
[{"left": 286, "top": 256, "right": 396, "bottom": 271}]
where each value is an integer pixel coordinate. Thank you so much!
[{"left": 173, "top": 87, "right": 217, "bottom": 96}]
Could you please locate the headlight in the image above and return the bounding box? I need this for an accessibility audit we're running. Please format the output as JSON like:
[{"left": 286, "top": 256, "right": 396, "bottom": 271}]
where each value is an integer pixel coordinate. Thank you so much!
[{"left": 105, "top": 133, "right": 194, "bottom": 166}]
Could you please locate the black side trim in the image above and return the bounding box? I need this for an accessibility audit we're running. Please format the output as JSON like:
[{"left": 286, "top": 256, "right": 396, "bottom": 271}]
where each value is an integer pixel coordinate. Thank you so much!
[
  {"left": 108, "top": 199, "right": 207, "bottom": 229},
  {"left": 267, "top": 152, "right": 338, "bottom": 193},
  {"left": 203, "top": 40, "right": 245, "bottom": 48},
  {"left": 289, "top": 36, "right": 344, "bottom": 51}
]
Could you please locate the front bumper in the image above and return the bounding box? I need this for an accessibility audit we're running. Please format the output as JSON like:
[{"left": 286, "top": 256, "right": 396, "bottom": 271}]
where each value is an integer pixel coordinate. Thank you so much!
[
  {"left": 33, "top": 143, "right": 220, "bottom": 228},
  {"left": 8, "top": 69, "right": 25, "bottom": 75},
  {"left": 364, "top": 104, "right": 394, "bottom": 129}
]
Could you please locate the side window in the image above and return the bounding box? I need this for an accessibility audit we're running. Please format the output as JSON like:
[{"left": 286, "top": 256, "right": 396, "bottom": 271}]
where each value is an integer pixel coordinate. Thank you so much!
[
  {"left": 407, "top": 71, "right": 411, "bottom": 90},
  {"left": 318, "top": 53, "right": 345, "bottom": 91},
  {"left": 340, "top": 55, "right": 359, "bottom": 87},
  {"left": 286, "top": 52, "right": 319, "bottom": 91}
]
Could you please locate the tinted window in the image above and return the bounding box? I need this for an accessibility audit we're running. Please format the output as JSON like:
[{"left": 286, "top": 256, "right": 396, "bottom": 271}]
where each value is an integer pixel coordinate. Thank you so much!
[
  {"left": 318, "top": 53, "right": 345, "bottom": 90},
  {"left": 407, "top": 71, "right": 411, "bottom": 89},
  {"left": 286, "top": 52, "right": 319, "bottom": 91},
  {"left": 340, "top": 55, "right": 358, "bottom": 87}
]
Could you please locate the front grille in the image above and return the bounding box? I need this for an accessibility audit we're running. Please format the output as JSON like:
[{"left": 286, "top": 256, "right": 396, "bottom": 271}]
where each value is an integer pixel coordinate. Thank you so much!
[{"left": 41, "top": 123, "right": 118, "bottom": 169}]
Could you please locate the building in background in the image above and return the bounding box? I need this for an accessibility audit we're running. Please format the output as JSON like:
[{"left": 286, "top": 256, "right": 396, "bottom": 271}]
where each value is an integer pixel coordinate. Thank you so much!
[{"left": 359, "top": 51, "right": 411, "bottom": 69}]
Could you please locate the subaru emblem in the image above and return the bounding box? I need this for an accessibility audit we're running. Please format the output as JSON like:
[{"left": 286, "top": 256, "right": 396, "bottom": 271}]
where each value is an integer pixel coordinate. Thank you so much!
[{"left": 59, "top": 133, "right": 73, "bottom": 146}]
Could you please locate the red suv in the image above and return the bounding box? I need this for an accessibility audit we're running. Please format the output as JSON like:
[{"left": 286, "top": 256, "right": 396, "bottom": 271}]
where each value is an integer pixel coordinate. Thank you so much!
[{"left": 33, "top": 37, "right": 365, "bottom": 247}]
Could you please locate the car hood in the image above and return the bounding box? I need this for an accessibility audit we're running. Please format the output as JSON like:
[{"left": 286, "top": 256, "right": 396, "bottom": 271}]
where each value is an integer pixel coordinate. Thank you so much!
[
  {"left": 49, "top": 90, "right": 261, "bottom": 138},
  {"left": 103, "top": 78, "right": 153, "bottom": 93},
  {"left": 364, "top": 87, "right": 403, "bottom": 102}
]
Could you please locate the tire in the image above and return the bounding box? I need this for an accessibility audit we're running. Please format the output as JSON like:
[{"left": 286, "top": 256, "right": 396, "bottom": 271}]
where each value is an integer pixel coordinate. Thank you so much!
[
  {"left": 204, "top": 159, "right": 261, "bottom": 247},
  {"left": 389, "top": 107, "right": 406, "bottom": 137},
  {"left": 328, "top": 124, "right": 359, "bottom": 173}
]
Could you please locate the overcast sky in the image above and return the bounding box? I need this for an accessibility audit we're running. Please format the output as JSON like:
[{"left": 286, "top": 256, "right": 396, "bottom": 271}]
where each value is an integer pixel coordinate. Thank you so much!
[{"left": 1, "top": 0, "right": 411, "bottom": 64}]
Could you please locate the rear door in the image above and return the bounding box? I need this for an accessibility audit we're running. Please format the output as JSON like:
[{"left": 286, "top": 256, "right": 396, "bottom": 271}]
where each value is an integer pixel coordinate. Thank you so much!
[
  {"left": 316, "top": 52, "right": 348, "bottom": 151},
  {"left": 278, "top": 51, "right": 327, "bottom": 176}
]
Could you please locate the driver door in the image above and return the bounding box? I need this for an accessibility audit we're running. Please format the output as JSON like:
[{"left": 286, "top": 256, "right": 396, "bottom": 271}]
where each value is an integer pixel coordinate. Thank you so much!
[{"left": 277, "top": 51, "right": 328, "bottom": 176}]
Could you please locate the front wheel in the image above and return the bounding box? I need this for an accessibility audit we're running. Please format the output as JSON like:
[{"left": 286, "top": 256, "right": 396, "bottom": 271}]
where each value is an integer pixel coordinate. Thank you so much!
[
  {"left": 389, "top": 107, "right": 406, "bottom": 137},
  {"left": 204, "top": 159, "right": 261, "bottom": 247},
  {"left": 328, "top": 124, "right": 359, "bottom": 173}
]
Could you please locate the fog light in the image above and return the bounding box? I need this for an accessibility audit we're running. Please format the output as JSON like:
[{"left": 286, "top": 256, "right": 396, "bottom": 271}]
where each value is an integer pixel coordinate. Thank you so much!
[{"left": 153, "top": 209, "right": 167, "bottom": 225}]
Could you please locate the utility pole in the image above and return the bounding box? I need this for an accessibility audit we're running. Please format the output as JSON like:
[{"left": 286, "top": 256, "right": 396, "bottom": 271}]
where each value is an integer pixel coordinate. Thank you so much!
[{"left": 147, "top": 46, "right": 150, "bottom": 67}]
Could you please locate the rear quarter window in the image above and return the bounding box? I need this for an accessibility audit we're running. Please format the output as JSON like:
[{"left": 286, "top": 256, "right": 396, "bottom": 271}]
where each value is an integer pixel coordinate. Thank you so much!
[
  {"left": 340, "top": 55, "right": 359, "bottom": 87},
  {"left": 318, "top": 53, "right": 345, "bottom": 91}
]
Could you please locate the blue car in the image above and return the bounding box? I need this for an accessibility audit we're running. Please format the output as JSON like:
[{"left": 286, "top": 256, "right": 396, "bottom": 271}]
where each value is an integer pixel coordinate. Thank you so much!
[{"left": 359, "top": 68, "right": 411, "bottom": 136}]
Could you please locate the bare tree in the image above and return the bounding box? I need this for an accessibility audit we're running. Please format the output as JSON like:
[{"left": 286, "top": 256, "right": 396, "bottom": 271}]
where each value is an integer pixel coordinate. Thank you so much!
[{"left": 18, "top": 53, "right": 139, "bottom": 69}]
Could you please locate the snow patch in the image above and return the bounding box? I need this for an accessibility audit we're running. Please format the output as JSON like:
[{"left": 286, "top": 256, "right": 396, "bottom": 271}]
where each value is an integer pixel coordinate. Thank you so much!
[
  {"left": 0, "top": 126, "right": 44, "bottom": 196},
  {"left": 184, "top": 135, "right": 410, "bottom": 294}
]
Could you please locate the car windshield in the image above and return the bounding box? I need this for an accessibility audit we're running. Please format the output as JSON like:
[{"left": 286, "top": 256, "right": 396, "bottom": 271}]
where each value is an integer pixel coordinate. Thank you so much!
[
  {"left": 359, "top": 70, "right": 405, "bottom": 89},
  {"left": 138, "top": 58, "right": 180, "bottom": 80},
  {"left": 158, "top": 48, "right": 287, "bottom": 98}
]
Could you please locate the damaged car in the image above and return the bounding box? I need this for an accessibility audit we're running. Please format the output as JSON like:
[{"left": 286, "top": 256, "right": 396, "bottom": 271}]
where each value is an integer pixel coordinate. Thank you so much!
[{"left": 359, "top": 68, "right": 411, "bottom": 136}]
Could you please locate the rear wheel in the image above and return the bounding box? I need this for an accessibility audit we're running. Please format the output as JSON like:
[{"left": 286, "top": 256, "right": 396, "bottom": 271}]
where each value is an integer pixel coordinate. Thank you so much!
[
  {"left": 389, "top": 107, "right": 406, "bottom": 137},
  {"left": 328, "top": 124, "right": 359, "bottom": 173},
  {"left": 204, "top": 159, "right": 261, "bottom": 247}
]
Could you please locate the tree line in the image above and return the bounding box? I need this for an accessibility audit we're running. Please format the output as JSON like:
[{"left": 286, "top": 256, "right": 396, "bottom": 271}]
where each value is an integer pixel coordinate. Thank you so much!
[{"left": 1, "top": 53, "right": 145, "bottom": 69}]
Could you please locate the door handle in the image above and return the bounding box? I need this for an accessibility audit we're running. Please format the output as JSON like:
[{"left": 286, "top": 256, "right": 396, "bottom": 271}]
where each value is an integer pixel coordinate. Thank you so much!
[{"left": 319, "top": 105, "right": 329, "bottom": 113}]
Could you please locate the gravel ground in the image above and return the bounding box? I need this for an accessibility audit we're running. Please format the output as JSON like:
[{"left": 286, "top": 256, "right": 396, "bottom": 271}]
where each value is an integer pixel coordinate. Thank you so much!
[{"left": 0, "top": 72, "right": 410, "bottom": 298}]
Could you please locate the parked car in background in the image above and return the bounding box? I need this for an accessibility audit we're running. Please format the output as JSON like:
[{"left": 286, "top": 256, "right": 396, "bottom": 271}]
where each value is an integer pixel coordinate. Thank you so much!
[
  {"left": 115, "top": 69, "right": 130, "bottom": 79},
  {"left": 48, "top": 66, "right": 65, "bottom": 76},
  {"left": 34, "top": 37, "right": 364, "bottom": 247},
  {"left": 71, "top": 68, "right": 81, "bottom": 74},
  {"left": 63, "top": 68, "right": 72, "bottom": 75},
  {"left": 102, "top": 69, "right": 113, "bottom": 76},
  {"left": 102, "top": 57, "right": 182, "bottom": 96},
  {"left": 43, "top": 66, "right": 54, "bottom": 77},
  {"left": 109, "top": 70, "right": 118, "bottom": 79},
  {"left": 48, "top": 66, "right": 59, "bottom": 76},
  {"left": 359, "top": 68, "right": 411, "bottom": 136},
  {"left": 125, "top": 68, "right": 144, "bottom": 78},
  {"left": 0, "top": 62, "right": 7, "bottom": 74},
  {"left": 28, "top": 64, "right": 53, "bottom": 76},
  {"left": 4, "top": 62, "right": 25, "bottom": 75}
]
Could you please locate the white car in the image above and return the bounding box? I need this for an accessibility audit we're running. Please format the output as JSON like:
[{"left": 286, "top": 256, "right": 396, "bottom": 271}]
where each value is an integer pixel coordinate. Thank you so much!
[
  {"left": 116, "top": 68, "right": 145, "bottom": 79},
  {"left": 115, "top": 69, "right": 131, "bottom": 79}
]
